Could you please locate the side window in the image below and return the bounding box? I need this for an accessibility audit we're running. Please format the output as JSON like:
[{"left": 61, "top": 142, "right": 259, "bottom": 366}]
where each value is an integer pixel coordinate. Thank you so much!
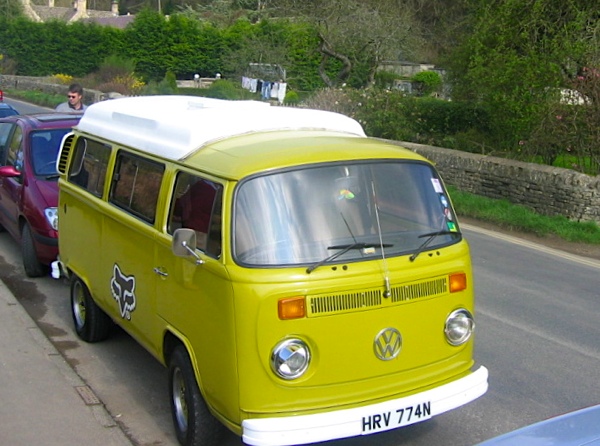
[
  {"left": 0, "top": 123, "right": 15, "bottom": 165},
  {"left": 169, "top": 172, "right": 223, "bottom": 258},
  {"left": 68, "top": 137, "right": 111, "bottom": 197},
  {"left": 110, "top": 152, "right": 164, "bottom": 224},
  {"left": 6, "top": 126, "right": 24, "bottom": 177}
]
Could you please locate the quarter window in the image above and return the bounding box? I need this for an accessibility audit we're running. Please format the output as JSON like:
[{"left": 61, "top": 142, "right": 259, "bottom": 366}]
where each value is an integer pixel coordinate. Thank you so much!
[
  {"left": 110, "top": 152, "right": 164, "bottom": 224},
  {"left": 169, "top": 172, "right": 223, "bottom": 258}
]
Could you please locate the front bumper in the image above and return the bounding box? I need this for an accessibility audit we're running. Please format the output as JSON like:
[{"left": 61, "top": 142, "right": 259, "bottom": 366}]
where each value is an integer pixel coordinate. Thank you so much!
[{"left": 242, "top": 365, "right": 488, "bottom": 446}]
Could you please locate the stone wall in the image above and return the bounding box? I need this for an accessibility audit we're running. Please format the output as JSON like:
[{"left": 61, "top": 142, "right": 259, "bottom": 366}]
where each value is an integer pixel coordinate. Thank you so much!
[
  {"left": 0, "top": 75, "right": 104, "bottom": 105},
  {"left": 396, "top": 141, "right": 600, "bottom": 224}
]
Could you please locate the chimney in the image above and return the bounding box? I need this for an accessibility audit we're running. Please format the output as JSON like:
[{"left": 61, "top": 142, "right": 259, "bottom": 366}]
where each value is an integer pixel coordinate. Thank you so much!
[
  {"left": 70, "top": 0, "right": 89, "bottom": 20},
  {"left": 111, "top": 0, "right": 119, "bottom": 15}
]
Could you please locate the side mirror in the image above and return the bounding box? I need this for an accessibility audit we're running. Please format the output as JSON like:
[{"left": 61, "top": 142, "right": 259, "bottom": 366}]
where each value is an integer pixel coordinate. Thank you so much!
[
  {"left": 172, "top": 228, "right": 204, "bottom": 265},
  {"left": 0, "top": 165, "right": 21, "bottom": 178}
]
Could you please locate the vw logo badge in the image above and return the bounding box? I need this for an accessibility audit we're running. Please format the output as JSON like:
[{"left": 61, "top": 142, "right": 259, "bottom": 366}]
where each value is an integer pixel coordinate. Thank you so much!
[{"left": 374, "top": 327, "right": 402, "bottom": 361}]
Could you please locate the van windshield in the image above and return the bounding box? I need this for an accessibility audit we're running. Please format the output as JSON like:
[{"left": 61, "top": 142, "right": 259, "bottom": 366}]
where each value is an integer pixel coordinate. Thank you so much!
[{"left": 233, "top": 161, "right": 461, "bottom": 267}]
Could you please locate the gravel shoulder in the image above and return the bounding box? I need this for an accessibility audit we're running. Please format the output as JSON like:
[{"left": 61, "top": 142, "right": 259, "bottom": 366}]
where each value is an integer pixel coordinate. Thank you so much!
[{"left": 461, "top": 217, "right": 600, "bottom": 261}]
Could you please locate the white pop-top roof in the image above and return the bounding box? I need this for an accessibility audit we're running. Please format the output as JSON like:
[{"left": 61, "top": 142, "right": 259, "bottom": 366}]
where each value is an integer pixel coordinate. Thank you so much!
[{"left": 76, "top": 96, "right": 366, "bottom": 160}]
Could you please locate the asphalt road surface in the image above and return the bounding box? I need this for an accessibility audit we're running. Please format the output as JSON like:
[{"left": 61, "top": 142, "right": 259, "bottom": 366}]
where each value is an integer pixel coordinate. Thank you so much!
[{"left": 1, "top": 222, "right": 599, "bottom": 446}]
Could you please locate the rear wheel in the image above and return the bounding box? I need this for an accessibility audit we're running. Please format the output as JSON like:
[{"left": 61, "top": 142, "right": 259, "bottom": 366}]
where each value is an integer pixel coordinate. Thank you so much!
[
  {"left": 71, "top": 276, "right": 112, "bottom": 342},
  {"left": 21, "top": 223, "right": 47, "bottom": 278},
  {"left": 169, "top": 345, "right": 223, "bottom": 446}
]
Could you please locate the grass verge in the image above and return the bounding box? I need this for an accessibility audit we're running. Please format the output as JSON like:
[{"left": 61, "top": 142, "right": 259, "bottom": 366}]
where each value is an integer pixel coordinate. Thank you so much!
[
  {"left": 449, "top": 186, "right": 600, "bottom": 245},
  {"left": 5, "top": 89, "right": 63, "bottom": 109}
]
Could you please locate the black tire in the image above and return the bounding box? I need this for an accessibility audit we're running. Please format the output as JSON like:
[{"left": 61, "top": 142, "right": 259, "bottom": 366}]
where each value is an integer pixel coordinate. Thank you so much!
[
  {"left": 168, "top": 346, "right": 223, "bottom": 446},
  {"left": 21, "top": 223, "right": 47, "bottom": 278},
  {"left": 70, "top": 276, "right": 112, "bottom": 342}
]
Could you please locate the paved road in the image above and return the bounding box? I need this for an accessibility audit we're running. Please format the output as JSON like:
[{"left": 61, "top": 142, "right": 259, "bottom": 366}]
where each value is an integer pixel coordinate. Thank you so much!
[
  {"left": 1, "top": 223, "right": 599, "bottom": 446},
  {"left": 3, "top": 96, "right": 50, "bottom": 114}
]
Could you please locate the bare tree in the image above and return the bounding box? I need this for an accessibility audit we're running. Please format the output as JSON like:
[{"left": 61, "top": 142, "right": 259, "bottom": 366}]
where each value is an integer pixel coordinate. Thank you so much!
[{"left": 275, "top": 0, "right": 423, "bottom": 87}]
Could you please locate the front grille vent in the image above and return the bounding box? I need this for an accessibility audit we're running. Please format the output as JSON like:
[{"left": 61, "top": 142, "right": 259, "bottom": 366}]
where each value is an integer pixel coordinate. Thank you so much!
[
  {"left": 391, "top": 277, "right": 447, "bottom": 303},
  {"left": 310, "top": 290, "right": 382, "bottom": 315},
  {"left": 57, "top": 133, "right": 75, "bottom": 175},
  {"left": 307, "top": 276, "right": 448, "bottom": 317}
]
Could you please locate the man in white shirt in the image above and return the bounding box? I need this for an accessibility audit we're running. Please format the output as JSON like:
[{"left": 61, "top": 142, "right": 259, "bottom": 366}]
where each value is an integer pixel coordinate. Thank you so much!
[{"left": 55, "top": 83, "right": 88, "bottom": 112}]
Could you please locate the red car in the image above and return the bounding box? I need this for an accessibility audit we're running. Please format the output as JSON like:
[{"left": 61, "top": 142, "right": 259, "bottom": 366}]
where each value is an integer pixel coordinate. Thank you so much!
[{"left": 0, "top": 113, "right": 81, "bottom": 277}]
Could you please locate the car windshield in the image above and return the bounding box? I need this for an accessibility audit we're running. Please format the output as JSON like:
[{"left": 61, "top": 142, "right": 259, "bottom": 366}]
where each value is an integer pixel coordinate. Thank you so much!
[
  {"left": 0, "top": 108, "right": 18, "bottom": 118},
  {"left": 30, "top": 129, "right": 71, "bottom": 176},
  {"left": 233, "top": 161, "right": 461, "bottom": 266}
]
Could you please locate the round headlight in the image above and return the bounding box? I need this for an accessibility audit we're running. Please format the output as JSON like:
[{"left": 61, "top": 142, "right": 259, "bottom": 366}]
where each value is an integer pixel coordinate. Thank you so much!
[
  {"left": 270, "top": 338, "right": 310, "bottom": 380},
  {"left": 445, "top": 309, "right": 474, "bottom": 346}
]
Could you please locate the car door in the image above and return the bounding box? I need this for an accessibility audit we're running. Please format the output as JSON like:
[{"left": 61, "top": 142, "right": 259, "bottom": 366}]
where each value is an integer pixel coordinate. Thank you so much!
[
  {"left": 154, "top": 172, "right": 239, "bottom": 420},
  {"left": 101, "top": 151, "right": 165, "bottom": 355},
  {"left": 0, "top": 122, "right": 23, "bottom": 239}
]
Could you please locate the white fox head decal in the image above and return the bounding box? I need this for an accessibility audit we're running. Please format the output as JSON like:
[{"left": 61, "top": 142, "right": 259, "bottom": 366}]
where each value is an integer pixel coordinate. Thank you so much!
[{"left": 110, "top": 263, "right": 136, "bottom": 320}]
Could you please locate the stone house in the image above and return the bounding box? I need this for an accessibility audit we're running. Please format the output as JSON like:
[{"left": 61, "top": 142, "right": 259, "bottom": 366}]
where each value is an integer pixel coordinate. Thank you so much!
[{"left": 19, "top": 0, "right": 135, "bottom": 28}]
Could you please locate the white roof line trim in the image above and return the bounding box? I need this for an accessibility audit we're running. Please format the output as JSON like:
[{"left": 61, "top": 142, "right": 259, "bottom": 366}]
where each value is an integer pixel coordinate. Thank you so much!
[{"left": 76, "top": 96, "right": 366, "bottom": 161}]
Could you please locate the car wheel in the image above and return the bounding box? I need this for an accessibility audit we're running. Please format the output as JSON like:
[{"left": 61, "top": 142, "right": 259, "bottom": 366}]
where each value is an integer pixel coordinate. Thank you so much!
[
  {"left": 169, "top": 345, "right": 223, "bottom": 446},
  {"left": 21, "top": 223, "right": 47, "bottom": 278},
  {"left": 71, "top": 276, "right": 112, "bottom": 342}
]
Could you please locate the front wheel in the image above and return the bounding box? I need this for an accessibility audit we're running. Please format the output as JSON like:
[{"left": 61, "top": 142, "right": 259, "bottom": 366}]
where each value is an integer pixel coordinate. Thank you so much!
[
  {"left": 168, "top": 346, "right": 223, "bottom": 446},
  {"left": 21, "top": 223, "right": 47, "bottom": 278},
  {"left": 71, "top": 276, "right": 112, "bottom": 342}
]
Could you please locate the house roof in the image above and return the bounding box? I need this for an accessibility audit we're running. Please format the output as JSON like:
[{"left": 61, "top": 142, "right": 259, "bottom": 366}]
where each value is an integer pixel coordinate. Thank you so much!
[
  {"left": 30, "top": 4, "right": 132, "bottom": 27},
  {"left": 83, "top": 14, "right": 135, "bottom": 29}
]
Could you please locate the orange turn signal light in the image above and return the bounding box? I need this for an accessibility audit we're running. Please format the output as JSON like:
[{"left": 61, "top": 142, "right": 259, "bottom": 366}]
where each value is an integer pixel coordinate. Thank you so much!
[
  {"left": 278, "top": 296, "right": 306, "bottom": 320},
  {"left": 449, "top": 272, "right": 467, "bottom": 293}
]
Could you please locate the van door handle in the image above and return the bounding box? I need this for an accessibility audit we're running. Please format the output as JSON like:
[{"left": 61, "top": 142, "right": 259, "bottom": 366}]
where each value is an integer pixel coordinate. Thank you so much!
[{"left": 153, "top": 267, "right": 168, "bottom": 277}]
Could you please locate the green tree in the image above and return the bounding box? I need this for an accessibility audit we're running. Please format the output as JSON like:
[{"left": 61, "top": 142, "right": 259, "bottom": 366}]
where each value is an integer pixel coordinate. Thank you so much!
[
  {"left": 447, "top": 0, "right": 598, "bottom": 152},
  {"left": 123, "top": 9, "right": 226, "bottom": 81}
]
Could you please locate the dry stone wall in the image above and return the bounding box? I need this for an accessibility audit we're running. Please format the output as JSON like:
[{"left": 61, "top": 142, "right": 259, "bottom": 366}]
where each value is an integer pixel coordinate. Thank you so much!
[{"left": 397, "top": 141, "right": 600, "bottom": 224}]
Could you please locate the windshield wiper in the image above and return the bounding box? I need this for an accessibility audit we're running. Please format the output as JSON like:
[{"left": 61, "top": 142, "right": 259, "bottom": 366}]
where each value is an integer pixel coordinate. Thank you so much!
[
  {"left": 306, "top": 242, "right": 393, "bottom": 274},
  {"left": 409, "top": 230, "right": 460, "bottom": 262}
]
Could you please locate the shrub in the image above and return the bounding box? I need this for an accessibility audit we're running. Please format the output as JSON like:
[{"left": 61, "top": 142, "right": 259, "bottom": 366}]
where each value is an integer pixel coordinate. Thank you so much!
[
  {"left": 303, "top": 88, "right": 360, "bottom": 116},
  {"left": 52, "top": 73, "right": 74, "bottom": 85},
  {"left": 202, "top": 80, "right": 254, "bottom": 100},
  {"left": 412, "top": 70, "right": 442, "bottom": 96},
  {"left": 283, "top": 90, "right": 299, "bottom": 105}
]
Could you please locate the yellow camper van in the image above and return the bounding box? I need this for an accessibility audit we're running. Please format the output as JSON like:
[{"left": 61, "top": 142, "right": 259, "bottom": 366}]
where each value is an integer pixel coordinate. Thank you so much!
[{"left": 56, "top": 96, "right": 487, "bottom": 446}]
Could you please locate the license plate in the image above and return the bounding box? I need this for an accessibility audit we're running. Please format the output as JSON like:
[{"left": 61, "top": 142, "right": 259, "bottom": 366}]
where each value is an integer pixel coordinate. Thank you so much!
[{"left": 361, "top": 401, "right": 432, "bottom": 433}]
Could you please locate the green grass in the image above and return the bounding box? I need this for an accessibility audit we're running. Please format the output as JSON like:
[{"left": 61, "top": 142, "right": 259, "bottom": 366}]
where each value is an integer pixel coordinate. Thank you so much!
[
  {"left": 5, "top": 89, "right": 63, "bottom": 109},
  {"left": 448, "top": 186, "right": 600, "bottom": 245}
]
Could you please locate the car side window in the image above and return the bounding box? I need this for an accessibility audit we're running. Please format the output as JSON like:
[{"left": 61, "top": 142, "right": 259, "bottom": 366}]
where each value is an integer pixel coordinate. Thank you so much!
[
  {"left": 109, "top": 152, "right": 165, "bottom": 224},
  {"left": 0, "top": 123, "right": 15, "bottom": 165},
  {"left": 68, "top": 137, "right": 111, "bottom": 197},
  {"left": 169, "top": 172, "right": 223, "bottom": 258}
]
